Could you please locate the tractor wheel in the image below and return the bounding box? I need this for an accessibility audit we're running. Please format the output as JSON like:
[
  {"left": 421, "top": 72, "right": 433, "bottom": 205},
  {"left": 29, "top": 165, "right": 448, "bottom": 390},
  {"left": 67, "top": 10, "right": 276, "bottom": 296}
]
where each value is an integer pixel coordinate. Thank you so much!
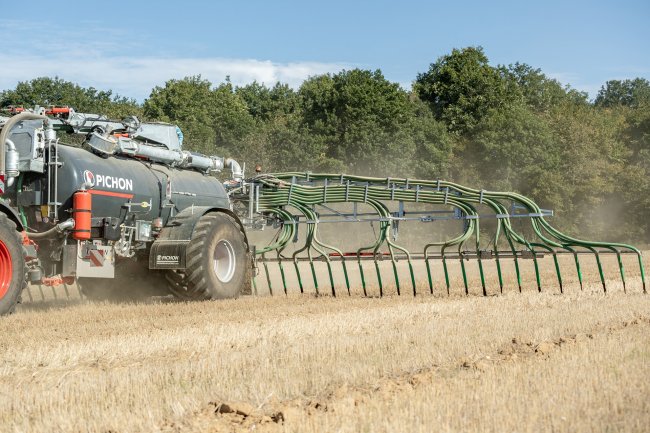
[
  {"left": 166, "top": 213, "right": 248, "bottom": 301},
  {"left": 0, "top": 213, "right": 26, "bottom": 315},
  {"left": 79, "top": 259, "right": 169, "bottom": 302}
]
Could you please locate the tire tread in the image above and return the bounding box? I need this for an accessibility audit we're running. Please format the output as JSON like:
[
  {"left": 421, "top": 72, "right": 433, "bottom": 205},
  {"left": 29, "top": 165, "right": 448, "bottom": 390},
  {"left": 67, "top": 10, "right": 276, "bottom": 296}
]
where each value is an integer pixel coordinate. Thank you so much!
[
  {"left": 166, "top": 212, "right": 248, "bottom": 301},
  {"left": 0, "top": 213, "right": 26, "bottom": 315}
]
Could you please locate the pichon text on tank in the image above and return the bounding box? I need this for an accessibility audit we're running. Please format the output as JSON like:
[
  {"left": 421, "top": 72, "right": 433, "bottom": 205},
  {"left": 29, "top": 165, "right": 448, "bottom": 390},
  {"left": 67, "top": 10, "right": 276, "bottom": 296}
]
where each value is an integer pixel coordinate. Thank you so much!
[{"left": 84, "top": 170, "right": 134, "bottom": 191}]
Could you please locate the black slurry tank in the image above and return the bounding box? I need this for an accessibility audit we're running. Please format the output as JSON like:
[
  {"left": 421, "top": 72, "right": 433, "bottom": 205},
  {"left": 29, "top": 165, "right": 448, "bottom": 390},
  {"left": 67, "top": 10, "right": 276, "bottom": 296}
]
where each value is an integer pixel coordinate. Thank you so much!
[{"left": 56, "top": 145, "right": 230, "bottom": 224}]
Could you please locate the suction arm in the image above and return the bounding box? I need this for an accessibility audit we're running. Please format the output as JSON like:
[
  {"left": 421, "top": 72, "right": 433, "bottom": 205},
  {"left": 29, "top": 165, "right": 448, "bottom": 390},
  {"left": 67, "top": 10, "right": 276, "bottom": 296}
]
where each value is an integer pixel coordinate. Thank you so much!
[{"left": 225, "top": 158, "right": 243, "bottom": 181}]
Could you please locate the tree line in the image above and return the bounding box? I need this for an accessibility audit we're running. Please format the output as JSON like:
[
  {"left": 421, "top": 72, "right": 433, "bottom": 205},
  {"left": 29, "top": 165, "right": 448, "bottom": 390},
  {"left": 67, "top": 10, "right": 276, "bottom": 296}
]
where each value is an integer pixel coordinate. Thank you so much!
[{"left": 1, "top": 47, "right": 649, "bottom": 243}]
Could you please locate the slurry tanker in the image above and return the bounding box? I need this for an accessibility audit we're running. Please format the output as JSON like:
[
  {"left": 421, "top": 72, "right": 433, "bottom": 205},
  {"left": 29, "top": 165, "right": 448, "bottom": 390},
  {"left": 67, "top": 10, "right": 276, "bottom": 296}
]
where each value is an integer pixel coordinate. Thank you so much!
[{"left": 0, "top": 106, "right": 644, "bottom": 314}]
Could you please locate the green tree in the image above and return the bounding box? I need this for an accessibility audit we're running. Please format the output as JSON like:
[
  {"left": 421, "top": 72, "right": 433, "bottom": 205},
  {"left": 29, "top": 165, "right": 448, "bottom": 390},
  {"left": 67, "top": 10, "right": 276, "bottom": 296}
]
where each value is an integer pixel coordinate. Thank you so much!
[
  {"left": 409, "top": 99, "right": 456, "bottom": 179},
  {"left": 0, "top": 76, "right": 141, "bottom": 119},
  {"left": 238, "top": 114, "right": 339, "bottom": 173},
  {"left": 595, "top": 78, "right": 650, "bottom": 108},
  {"left": 611, "top": 99, "right": 650, "bottom": 240},
  {"left": 236, "top": 82, "right": 299, "bottom": 121},
  {"left": 499, "top": 63, "right": 587, "bottom": 112},
  {"left": 144, "top": 76, "right": 254, "bottom": 155},
  {"left": 299, "top": 69, "right": 416, "bottom": 175},
  {"left": 545, "top": 101, "right": 629, "bottom": 237},
  {"left": 414, "top": 47, "right": 516, "bottom": 134},
  {"left": 468, "top": 104, "right": 560, "bottom": 197}
]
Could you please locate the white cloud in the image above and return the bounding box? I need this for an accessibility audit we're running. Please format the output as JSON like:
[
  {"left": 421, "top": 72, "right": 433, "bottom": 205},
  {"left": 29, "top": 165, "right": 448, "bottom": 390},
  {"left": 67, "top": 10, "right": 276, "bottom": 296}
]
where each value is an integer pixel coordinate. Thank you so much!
[
  {"left": 0, "top": 18, "right": 350, "bottom": 99},
  {"left": 0, "top": 54, "right": 350, "bottom": 101}
]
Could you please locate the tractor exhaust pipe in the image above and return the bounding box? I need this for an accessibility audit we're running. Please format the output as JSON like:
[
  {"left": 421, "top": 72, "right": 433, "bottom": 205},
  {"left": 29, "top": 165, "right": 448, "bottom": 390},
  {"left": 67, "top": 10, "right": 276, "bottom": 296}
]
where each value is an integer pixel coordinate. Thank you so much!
[{"left": 4, "top": 139, "right": 18, "bottom": 188}]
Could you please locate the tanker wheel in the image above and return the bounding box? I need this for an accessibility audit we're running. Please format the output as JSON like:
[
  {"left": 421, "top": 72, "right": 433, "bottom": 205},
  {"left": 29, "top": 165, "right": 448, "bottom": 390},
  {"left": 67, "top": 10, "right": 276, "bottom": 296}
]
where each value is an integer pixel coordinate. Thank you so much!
[
  {"left": 166, "top": 213, "right": 249, "bottom": 301},
  {"left": 0, "top": 213, "right": 26, "bottom": 315},
  {"left": 79, "top": 259, "right": 170, "bottom": 302}
]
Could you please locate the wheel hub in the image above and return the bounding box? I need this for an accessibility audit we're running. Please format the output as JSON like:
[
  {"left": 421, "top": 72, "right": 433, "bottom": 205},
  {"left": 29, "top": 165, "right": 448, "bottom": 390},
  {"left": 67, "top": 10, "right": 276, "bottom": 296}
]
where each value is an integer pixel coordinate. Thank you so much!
[
  {"left": 0, "top": 239, "right": 13, "bottom": 299},
  {"left": 213, "top": 240, "right": 236, "bottom": 283}
]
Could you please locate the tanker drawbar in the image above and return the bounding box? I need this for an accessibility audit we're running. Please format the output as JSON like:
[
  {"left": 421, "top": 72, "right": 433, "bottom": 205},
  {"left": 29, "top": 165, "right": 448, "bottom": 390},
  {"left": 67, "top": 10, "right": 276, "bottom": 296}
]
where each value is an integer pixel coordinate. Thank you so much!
[{"left": 0, "top": 105, "right": 645, "bottom": 315}]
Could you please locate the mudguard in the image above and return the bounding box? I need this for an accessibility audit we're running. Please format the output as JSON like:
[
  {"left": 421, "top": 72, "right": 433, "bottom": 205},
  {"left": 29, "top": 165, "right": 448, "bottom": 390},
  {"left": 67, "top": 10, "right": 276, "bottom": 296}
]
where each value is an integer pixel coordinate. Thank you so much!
[
  {"left": 149, "top": 206, "right": 249, "bottom": 270},
  {"left": 0, "top": 202, "right": 24, "bottom": 231}
]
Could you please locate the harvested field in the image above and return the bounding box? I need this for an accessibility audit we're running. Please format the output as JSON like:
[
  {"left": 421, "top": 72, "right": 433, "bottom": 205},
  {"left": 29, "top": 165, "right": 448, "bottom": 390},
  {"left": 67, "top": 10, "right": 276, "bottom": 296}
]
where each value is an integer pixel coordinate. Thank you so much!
[{"left": 1, "top": 254, "right": 649, "bottom": 433}]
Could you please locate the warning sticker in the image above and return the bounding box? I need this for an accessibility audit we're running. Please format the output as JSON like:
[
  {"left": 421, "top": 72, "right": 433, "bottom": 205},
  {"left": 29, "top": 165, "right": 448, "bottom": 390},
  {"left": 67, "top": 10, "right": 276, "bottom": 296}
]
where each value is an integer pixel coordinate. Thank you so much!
[{"left": 89, "top": 249, "right": 106, "bottom": 267}]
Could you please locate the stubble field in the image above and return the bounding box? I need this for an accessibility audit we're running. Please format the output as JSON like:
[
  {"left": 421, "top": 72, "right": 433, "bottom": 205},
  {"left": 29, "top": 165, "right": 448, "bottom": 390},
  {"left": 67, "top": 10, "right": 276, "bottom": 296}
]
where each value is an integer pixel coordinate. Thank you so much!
[{"left": 1, "top": 253, "right": 649, "bottom": 433}]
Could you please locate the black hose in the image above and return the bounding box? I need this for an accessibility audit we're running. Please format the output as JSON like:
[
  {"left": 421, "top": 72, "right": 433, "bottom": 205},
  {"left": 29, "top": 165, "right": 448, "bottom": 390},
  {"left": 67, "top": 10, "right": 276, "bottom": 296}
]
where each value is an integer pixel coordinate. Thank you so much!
[{"left": 27, "top": 219, "right": 75, "bottom": 240}]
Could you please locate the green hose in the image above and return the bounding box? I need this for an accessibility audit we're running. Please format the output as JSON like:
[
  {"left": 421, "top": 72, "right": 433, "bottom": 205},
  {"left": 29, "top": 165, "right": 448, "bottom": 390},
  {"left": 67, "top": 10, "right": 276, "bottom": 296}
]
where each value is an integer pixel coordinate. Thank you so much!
[{"left": 245, "top": 173, "right": 646, "bottom": 296}]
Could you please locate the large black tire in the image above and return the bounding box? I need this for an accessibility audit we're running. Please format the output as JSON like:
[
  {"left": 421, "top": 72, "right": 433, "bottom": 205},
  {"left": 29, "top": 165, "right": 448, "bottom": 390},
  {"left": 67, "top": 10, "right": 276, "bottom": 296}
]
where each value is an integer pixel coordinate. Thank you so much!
[
  {"left": 166, "top": 213, "right": 248, "bottom": 301},
  {"left": 79, "top": 259, "right": 170, "bottom": 302},
  {"left": 0, "top": 213, "right": 26, "bottom": 315}
]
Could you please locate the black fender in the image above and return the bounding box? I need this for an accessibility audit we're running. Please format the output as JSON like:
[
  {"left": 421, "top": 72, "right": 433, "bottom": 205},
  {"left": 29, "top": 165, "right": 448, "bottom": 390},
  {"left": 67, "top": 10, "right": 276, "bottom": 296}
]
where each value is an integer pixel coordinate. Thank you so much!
[
  {"left": 149, "top": 206, "right": 249, "bottom": 270},
  {"left": 0, "top": 202, "right": 24, "bottom": 231}
]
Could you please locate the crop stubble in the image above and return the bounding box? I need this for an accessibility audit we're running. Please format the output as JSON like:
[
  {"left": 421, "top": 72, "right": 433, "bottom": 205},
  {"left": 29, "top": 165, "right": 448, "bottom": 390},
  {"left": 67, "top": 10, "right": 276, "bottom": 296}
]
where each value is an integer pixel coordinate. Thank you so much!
[{"left": 0, "top": 254, "right": 648, "bottom": 432}]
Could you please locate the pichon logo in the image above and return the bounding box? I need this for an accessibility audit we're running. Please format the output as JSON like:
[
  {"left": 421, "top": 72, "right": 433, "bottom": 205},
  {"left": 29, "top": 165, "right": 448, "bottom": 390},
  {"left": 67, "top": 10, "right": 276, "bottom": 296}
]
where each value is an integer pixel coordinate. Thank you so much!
[
  {"left": 157, "top": 255, "right": 179, "bottom": 264},
  {"left": 83, "top": 170, "right": 133, "bottom": 191},
  {"left": 83, "top": 170, "right": 95, "bottom": 187}
]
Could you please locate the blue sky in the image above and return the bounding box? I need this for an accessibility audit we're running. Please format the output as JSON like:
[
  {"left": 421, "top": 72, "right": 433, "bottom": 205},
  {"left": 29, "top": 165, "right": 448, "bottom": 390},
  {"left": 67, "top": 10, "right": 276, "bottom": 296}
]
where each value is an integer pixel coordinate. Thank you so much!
[{"left": 1, "top": 0, "right": 648, "bottom": 101}]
